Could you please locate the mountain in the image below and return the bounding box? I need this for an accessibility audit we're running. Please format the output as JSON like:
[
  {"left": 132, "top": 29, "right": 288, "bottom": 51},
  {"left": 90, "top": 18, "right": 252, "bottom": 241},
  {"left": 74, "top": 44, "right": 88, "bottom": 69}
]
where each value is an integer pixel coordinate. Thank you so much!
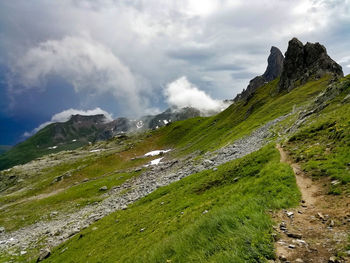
[
  {"left": 0, "top": 107, "right": 202, "bottom": 171},
  {"left": 0, "top": 146, "right": 11, "bottom": 155},
  {"left": 278, "top": 37, "right": 343, "bottom": 92},
  {"left": 234, "top": 46, "right": 284, "bottom": 102},
  {"left": 0, "top": 38, "right": 350, "bottom": 263}
]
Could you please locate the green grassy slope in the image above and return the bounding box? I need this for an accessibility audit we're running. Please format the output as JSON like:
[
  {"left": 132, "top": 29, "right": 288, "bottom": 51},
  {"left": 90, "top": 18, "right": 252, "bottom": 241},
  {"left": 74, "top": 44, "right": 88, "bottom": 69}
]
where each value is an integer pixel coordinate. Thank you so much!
[
  {"left": 0, "top": 146, "right": 12, "bottom": 155},
  {"left": 43, "top": 145, "right": 299, "bottom": 263},
  {"left": 157, "top": 77, "right": 331, "bottom": 155},
  {"left": 0, "top": 123, "right": 87, "bottom": 171},
  {"left": 2, "top": 74, "right": 349, "bottom": 262},
  {"left": 285, "top": 75, "right": 350, "bottom": 195}
]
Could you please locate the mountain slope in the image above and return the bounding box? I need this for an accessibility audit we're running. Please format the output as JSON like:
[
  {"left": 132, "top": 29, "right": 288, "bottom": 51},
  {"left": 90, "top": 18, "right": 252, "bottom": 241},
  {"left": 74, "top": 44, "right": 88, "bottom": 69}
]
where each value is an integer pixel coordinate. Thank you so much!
[
  {"left": 0, "top": 107, "right": 201, "bottom": 171},
  {"left": 0, "top": 38, "right": 349, "bottom": 263}
]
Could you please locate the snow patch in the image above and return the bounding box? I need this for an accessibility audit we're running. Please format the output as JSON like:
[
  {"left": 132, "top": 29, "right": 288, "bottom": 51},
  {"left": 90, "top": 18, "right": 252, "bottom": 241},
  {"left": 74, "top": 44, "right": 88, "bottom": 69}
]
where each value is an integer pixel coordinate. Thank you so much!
[
  {"left": 144, "top": 157, "right": 164, "bottom": 167},
  {"left": 144, "top": 149, "right": 171, "bottom": 157},
  {"left": 48, "top": 146, "right": 58, "bottom": 150},
  {"left": 163, "top": 119, "right": 168, "bottom": 124}
]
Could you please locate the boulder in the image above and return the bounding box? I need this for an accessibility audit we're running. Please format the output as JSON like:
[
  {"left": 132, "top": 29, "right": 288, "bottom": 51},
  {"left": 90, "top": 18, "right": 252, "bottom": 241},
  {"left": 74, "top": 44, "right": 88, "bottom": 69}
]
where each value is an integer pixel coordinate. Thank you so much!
[{"left": 36, "top": 248, "right": 51, "bottom": 262}]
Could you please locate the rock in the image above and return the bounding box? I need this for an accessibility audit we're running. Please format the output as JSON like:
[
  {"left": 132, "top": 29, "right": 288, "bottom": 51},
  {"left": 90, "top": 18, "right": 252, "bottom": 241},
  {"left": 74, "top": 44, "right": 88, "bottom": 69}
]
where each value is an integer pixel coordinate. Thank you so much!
[
  {"left": 286, "top": 211, "right": 294, "bottom": 218},
  {"left": 295, "top": 259, "right": 304, "bottom": 263},
  {"left": 317, "top": 212, "right": 326, "bottom": 221},
  {"left": 234, "top": 46, "right": 284, "bottom": 102},
  {"left": 331, "top": 180, "right": 340, "bottom": 186},
  {"left": 202, "top": 210, "right": 209, "bottom": 214},
  {"left": 0, "top": 226, "right": 5, "bottom": 233},
  {"left": 288, "top": 244, "right": 295, "bottom": 249},
  {"left": 233, "top": 177, "right": 240, "bottom": 182},
  {"left": 279, "top": 254, "right": 287, "bottom": 261},
  {"left": 20, "top": 250, "right": 27, "bottom": 255},
  {"left": 140, "top": 228, "right": 145, "bottom": 232},
  {"left": 287, "top": 232, "right": 302, "bottom": 239},
  {"left": 99, "top": 186, "right": 108, "bottom": 191},
  {"left": 328, "top": 256, "right": 337, "bottom": 263},
  {"left": 36, "top": 248, "right": 51, "bottom": 262},
  {"left": 212, "top": 167, "right": 218, "bottom": 171},
  {"left": 278, "top": 38, "right": 343, "bottom": 92}
]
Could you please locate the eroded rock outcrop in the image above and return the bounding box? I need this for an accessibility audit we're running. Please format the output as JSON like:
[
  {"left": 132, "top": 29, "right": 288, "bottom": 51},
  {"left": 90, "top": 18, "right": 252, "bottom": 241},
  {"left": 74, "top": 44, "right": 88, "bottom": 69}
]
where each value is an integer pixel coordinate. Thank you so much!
[
  {"left": 278, "top": 38, "right": 343, "bottom": 92},
  {"left": 234, "top": 46, "right": 284, "bottom": 102}
]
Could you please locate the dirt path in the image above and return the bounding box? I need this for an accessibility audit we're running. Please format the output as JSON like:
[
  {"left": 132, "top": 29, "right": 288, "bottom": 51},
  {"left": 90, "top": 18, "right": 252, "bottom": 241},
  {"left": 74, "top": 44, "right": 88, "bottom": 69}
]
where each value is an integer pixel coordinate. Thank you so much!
[{"left": 274, "top": 144, "right": 350, "bottom": 263}]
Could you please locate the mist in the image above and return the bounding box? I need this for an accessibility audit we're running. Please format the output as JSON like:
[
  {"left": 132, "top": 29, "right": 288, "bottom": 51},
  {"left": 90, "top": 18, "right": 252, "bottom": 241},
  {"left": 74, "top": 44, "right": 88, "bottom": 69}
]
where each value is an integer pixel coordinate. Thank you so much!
[{"left": 164, "top": 76, "right": 231, "bottom": 115}]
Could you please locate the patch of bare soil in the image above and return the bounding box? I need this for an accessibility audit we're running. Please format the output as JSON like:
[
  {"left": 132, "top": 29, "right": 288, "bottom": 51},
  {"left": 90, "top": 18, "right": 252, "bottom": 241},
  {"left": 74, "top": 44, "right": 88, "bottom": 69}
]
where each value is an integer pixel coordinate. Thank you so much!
[{"left": 273, "top": 144, "right": 350, "bottom": 263}]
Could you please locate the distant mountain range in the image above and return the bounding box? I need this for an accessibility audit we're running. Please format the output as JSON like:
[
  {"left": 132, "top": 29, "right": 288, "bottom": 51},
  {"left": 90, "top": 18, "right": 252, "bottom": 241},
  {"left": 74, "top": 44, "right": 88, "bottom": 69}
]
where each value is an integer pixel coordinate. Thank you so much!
[{"left": 0, "top": 107, "right": 204, "bottom": 170}]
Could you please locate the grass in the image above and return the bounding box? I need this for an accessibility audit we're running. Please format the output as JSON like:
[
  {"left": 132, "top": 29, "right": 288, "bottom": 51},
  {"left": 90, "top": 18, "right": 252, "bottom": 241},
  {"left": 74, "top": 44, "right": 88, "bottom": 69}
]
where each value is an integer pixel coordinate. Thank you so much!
[
  {"left": 156, "top": 76, "right": 331, "bottom": 155},
  {"left": 37, "top": 145, "right": 300, "bottom": 263},
  {"left": 286, "top": 76, "right": 350, "bottom": 194},
  {"left": 0, "top": 132, "right": 168, "bottom": 231}
]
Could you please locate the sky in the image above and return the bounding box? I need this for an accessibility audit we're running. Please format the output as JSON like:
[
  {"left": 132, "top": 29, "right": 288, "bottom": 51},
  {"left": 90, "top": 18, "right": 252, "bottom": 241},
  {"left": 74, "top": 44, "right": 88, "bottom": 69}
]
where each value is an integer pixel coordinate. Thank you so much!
[{"left": 0, "top": 0, "right": 349, "bottom": 145}]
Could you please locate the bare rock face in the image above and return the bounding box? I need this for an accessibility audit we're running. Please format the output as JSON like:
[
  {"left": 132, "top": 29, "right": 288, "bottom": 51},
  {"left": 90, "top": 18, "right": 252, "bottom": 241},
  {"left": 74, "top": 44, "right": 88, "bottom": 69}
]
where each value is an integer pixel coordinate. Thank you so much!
[
  {"left": 234, "top": 46, "right": 284, "bottom": 102},
  {"left": 262, "top": 46, "right": 285, "bottom": 81},
  {"left": 278, "top": 38, "right": 343, "bottom": 92}
]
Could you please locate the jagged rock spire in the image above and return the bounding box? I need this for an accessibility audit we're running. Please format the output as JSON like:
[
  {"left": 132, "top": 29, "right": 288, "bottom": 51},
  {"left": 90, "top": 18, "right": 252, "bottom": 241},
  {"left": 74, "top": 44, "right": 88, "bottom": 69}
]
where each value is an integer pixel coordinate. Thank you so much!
[
  {"left": 234, "top": 46, "right": 284, "bottom": 102},
  {"left": 278, "top": 37, "right": 343, "bottom": 92}
]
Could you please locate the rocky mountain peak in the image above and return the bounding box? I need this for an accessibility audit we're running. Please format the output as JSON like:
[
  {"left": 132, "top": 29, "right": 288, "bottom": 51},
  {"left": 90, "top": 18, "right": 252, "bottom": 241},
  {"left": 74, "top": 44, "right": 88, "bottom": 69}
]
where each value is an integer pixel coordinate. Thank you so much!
[
  {"left": 262, "top": 46, "right": 284, "bottom": 81},
  {"left": 278, "top": 38, "right": 343, "bottom": 92},
  {"left": 234, "top": 46, "right": 284, "bottom": 102},
  {"left": 69, "top": 114, "right": 107, "bottom": 124}
]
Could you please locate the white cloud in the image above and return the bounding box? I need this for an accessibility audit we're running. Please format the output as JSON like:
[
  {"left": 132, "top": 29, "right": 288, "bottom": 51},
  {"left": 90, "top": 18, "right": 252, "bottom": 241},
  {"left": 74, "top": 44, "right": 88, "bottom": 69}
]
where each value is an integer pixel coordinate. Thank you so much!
[
  {"left": 23, "top": 107, "right": 113, "bottom": 137},
  {"left": 9, "top": 36, "right": 145, "bottom": 114},
  {"left": 164, "top": 76, "right": 230, "bottom": 115}
]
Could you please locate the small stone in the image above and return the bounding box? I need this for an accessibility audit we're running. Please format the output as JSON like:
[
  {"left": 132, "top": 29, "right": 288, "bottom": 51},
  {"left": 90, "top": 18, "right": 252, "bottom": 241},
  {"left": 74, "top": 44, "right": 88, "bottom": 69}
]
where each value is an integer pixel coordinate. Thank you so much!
[
  {"left": 20, "top": 251, "right": 27, "bottom": 255},
  {"left": 233, "top": 177, "right": 240, "bottom": 182},
  {"left": 202, "top": 210, "right": 209, "bottom": 214},
  {"left": 329, "top": 220, "right": 335, "bottom": 227},
  {"left": 317, "top": 212, "right": 326, "bottom": 221},
  {"left": 279, "top": 254, "right": 287, "bottom": 261},
  {"left": 140, "top": 228, "right": 145, "bottom": 232},
  {"left": 286, "top": 211, "right": 294, "bottom": 218},
  {"left": 0, "top": 227, "right": 5, "bottom": 233},
  {"left": 36, "top": 248, "right": 51, "bottom": 262},
  {"left": 180, "top": 212, "right": 184, "bottom": 215},
  {"left": 99, "top": 186, "right": 108, "bottom": 191},
  {"left": 288, "top": 244, "right": 295, "bottom": 249},
  {"left": 328, "top": 256, "right": 337, "bottom": 263},
  {"left": 212, "top": 168, "right": 218, "bottom": 171},
  {"left": 295, "top": 259, "right": 303, "bottom": 263},
  {"left": 287, "top": 232, "right": 302, "bottom": 239}
]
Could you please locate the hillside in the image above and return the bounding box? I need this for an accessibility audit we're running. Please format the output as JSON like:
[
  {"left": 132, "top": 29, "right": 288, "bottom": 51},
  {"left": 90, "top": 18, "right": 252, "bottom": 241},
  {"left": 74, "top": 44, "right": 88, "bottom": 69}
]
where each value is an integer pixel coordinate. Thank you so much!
[
  {"left": 0, "top": 38, "right": 349, "bottom": 263},
  {"left": 0, "top": 107, "right": 202, "bottom": 171}
]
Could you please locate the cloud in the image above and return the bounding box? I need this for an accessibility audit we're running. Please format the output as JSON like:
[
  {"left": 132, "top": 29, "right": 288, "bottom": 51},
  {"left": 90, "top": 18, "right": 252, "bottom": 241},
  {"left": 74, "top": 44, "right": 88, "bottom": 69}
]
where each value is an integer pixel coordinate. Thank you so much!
[
  {"left": 164, "top": 76, "right": 230, "bottom": 115},
  {"left": 8, "top": 36, "right": 145, "bottom": 114},
  {"left": 23, "top": 107, "right": 113, "bottom": 137}
]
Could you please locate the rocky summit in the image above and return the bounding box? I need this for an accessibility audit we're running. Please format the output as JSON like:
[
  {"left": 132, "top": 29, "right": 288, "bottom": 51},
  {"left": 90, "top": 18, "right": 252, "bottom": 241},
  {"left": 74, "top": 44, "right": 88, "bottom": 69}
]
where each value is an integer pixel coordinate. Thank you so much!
[
  {"left": 278, "top": 37, "right": 343, "bottom": 92},
  {"left": 234, "top": 46, "right": 284, "bottom": 102}
]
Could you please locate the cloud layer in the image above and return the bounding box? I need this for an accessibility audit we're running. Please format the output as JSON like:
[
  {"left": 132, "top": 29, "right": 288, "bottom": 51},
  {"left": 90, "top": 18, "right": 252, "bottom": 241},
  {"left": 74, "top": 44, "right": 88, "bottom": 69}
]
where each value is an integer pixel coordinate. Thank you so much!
[
  {"left": 164, "top": 76, "right": 230, "bottom": 115},
  {"left": 9, "top": 36, "right": 145, "bottom": 114}
]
